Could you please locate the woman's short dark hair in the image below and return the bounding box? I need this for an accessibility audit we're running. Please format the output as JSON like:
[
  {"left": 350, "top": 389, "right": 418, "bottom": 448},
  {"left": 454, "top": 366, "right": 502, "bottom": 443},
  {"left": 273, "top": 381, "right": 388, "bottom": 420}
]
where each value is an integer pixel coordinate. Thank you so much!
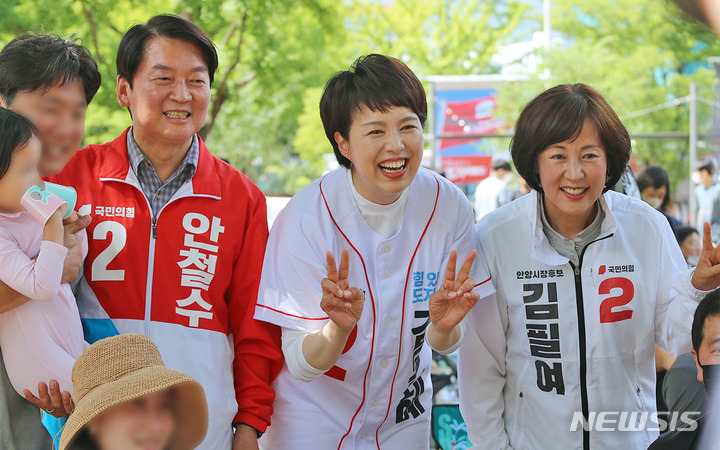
[
  {"left": 0, "top": 108, "right": 38, "bottom": 179},
  {"left": 510, "top": 83, "right": 631, "bottom": 193},
  {"left": 0, "top": 34, "right": 101, "bottom": 106},
  {"left": 636, "top": 166, "right": 672, "bottom": 211},
  {"left": 117, "top": 14, "right": 218, "bottom": 87},
  {"left": 319, "top": 54, "right": 427, "bottom": 169}
]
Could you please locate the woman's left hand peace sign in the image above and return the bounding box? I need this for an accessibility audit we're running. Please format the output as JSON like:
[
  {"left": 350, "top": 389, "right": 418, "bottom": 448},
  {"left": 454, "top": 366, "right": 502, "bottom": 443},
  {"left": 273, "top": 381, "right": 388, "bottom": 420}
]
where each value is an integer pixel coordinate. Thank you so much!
[{"left": 429, "top": 250, "right": 480, "bottom": 332}]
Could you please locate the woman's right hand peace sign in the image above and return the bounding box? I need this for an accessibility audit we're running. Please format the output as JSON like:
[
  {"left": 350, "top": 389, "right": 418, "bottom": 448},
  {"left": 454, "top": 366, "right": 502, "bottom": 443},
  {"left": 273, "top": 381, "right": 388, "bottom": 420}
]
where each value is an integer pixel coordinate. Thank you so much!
[
  {"left": 429, "top": 250, "right": 480, "bottom": 332},
  {"left": 321, "top": 248, "right": 365, "bottom": 331}
]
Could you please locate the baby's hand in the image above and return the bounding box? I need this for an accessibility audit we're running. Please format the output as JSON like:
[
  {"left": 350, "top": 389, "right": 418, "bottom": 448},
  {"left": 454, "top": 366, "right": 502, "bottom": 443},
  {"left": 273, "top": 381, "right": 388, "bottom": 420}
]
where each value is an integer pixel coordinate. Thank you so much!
[
  {"left": 46, "top": 206, "right": 66, "bottom": 225},
  {"left": 41, "top": 207, "right": 65, "bottom": 245}
]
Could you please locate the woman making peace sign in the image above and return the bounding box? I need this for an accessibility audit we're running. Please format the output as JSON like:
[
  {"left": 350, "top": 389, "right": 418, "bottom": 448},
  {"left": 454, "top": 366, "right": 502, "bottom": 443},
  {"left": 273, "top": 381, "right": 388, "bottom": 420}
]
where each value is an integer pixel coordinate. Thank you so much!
[{"left": 254, "top": 54, "right": 494, "bottom": 448}]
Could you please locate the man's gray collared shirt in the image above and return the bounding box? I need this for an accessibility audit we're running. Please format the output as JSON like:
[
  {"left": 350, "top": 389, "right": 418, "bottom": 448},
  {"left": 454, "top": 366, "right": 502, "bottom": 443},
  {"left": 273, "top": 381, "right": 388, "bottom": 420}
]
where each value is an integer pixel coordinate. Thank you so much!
[{"left": 126, "top": 127, "right": 198, "bottom": 216}]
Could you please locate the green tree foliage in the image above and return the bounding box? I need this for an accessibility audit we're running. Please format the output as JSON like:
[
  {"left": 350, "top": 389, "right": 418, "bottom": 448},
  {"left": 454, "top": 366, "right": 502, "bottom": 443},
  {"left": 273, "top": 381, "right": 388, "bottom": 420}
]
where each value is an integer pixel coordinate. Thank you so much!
[
  {"left": 0, "top": 0, "right": 172, "bottom": 144},
  {"left": 340, "top": 0, "right": 528, "bottom": 75},
  {"left": 0, "top": 0, "right": 339, "bottom": 194},
  {"left": 175, "top": 0, "right": 341, "bottom": 193},
  {"left": 3, "top": 0, "right": 715, "bottom": 195},
  {"left": 496, "top": 0, "right": 720, "bottom": 190},
  {"left": 292, "top": 0, "right": 530, "bottom": 192}
]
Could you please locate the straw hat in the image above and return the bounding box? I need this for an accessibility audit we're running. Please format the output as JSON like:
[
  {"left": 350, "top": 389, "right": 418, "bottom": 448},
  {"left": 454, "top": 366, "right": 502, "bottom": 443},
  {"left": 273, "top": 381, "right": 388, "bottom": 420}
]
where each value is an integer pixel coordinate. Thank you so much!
[{"left": 59, "top": 334, "right": 208, "bottom": 450}]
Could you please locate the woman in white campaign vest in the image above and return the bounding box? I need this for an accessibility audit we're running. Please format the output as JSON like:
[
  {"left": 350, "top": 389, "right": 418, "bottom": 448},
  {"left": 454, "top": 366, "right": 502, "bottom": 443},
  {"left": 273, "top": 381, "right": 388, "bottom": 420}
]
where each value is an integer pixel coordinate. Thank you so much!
[
  {"left": 458, "top": 83, "right": 720, "bottom": 450},
  {"left": 254, "top": 54, "right": 494, "bottom": 449}
]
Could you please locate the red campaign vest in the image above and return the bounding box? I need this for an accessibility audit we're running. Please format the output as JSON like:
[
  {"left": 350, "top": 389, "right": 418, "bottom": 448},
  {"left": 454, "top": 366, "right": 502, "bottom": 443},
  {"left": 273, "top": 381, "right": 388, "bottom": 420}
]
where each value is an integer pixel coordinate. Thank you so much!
[
  {"left": 50, "top": 129, "right": 282, "bottom": 439},
  {"left": 49, "top": 128, "right": 264, "bottom": 334}
]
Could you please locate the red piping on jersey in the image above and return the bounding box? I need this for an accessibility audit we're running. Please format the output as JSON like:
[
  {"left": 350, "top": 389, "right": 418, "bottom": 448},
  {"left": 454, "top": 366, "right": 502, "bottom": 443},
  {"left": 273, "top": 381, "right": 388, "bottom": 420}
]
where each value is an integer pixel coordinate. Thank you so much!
[
  {"left": 374, "top": 176, "right": 440, "bottom": 447},
  {"left": 475, "top": 276, "right": 492, "bottom": 288},
  {"left": 256, "top": 303, "right": 330, "bottom": 321},
  {"left": 319, "top": 177, "right": 378, "bottom": 450}
]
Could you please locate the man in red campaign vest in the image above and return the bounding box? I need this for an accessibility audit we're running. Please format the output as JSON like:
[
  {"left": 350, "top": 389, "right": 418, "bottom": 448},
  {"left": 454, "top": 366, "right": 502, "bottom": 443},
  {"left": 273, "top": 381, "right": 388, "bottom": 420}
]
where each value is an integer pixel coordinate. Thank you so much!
[{"left": 49, "top": 15, "right": 282, "bottom": 450}]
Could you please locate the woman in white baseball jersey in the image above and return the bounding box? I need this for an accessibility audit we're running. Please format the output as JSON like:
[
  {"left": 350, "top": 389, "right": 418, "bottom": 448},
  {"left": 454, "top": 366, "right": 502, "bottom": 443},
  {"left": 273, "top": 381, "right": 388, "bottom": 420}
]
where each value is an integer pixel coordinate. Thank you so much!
[
  {"left": 254, "top": 54, "right": 494, "bottom": 448},
  {"left": 458, "top": 83, "right": 720, "bottom": 449}
]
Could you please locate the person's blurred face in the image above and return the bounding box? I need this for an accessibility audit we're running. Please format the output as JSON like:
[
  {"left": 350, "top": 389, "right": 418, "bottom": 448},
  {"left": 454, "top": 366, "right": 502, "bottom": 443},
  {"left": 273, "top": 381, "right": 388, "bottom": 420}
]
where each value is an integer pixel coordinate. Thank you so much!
[
  {"left": 0, "top": 135, "right": 41, "bottom": 213},
  {"left": 496, "top": 168, "right": 511, "bottom": 182},
  {"left": 537, "top": 119, "right": 607, "bottom": 236},
  {"left": 681, "top": 232, "right": 702, "bottom": 262},
  {"left": 88, "top": 390, "right": 175, "bottom": 450},
  {"left": 698, "top": 169, "right": 714, "bottom": 187},
  {"left": 1, "top": 79, "right": 87, "bottom": 177},
  {"left": 117, "top": 37, "right": 210, "bottom": 152},
  {"left": 640, "top": 186, "right": 666, "bottom": 210},
  {"left": 693, "top": 315, "right": 720, "bottom": 382},
  {"left": 334, "top": 105, "right": 423, "bottom": 205}
]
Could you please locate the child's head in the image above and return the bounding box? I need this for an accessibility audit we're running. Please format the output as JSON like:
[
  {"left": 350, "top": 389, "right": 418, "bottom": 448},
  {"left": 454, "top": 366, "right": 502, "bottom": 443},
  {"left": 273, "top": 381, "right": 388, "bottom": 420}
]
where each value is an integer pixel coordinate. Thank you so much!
[
  {"left": 0, "top": 108, "right": 40, "bottom": 213},
  {"left": 319, "top": 54, "right": 427, "bottom": 205}
]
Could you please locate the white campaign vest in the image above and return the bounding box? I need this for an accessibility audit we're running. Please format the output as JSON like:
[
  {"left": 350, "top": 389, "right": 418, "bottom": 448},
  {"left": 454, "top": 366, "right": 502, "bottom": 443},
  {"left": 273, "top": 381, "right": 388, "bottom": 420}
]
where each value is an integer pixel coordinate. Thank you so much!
[{"left": 461, "top": 190, "right": 703, "bottom": 450}]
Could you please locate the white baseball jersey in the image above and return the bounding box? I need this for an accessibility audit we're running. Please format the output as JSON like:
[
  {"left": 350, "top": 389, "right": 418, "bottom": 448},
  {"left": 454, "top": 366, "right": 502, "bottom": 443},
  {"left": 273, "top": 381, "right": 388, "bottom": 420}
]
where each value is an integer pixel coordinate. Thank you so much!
[{"left": 255, "top": 167, "right": 494, "bottom": 449}]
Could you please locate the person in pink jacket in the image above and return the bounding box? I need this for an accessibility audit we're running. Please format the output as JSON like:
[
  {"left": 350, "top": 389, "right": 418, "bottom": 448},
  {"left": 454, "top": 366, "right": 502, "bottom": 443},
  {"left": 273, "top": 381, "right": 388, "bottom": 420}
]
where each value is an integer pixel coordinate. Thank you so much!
[{"left": 0, "top": 108, "right": 87, "bottom": 403}]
